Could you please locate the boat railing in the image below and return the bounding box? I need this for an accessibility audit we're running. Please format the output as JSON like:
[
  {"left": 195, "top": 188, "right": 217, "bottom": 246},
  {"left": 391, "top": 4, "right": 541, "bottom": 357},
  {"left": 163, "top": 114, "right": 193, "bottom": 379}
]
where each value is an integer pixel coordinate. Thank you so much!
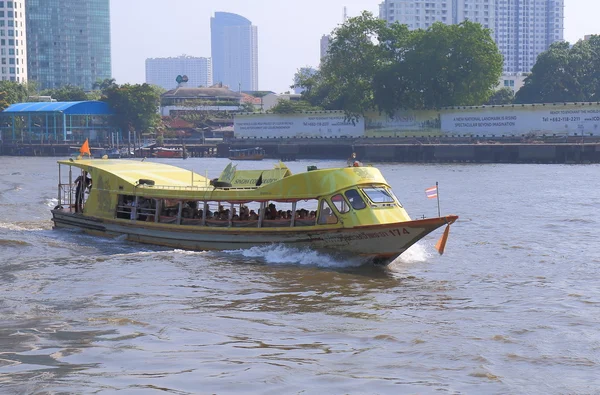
[{"left": 136, "top": 184, "right": 258, "bottom": 191}]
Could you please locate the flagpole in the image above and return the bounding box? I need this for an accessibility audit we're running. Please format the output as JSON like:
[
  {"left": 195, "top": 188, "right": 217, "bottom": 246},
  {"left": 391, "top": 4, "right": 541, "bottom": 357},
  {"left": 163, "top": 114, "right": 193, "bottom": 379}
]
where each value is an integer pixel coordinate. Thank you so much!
[{"left": 436, "top": 181, "right": 441, "bottom": 218}]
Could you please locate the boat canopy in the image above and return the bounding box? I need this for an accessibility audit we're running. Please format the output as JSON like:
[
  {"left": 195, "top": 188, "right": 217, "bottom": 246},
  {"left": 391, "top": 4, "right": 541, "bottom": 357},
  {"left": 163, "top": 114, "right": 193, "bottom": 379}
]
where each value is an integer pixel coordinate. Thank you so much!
[
  {"left": 57, "top": 159, "right": 209, "bottom": 187},
  {"left": 218, "top": 162, "right": 292, "bottom": 187}
]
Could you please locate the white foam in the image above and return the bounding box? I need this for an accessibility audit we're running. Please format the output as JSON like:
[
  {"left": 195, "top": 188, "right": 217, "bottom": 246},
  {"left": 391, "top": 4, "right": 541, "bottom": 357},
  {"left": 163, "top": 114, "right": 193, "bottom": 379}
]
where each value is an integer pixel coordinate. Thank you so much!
[
  {"left": 0, "top": 222, "right": 47, "bottom": 232},
  {"left": 224, "top": 244, "right": 365, "bottom": 268},
  {"left": 45, "top": 198, "right": 59, "bottom": 208},
  {"left": 396, "top": 242, "right": 432, "bottom": 264}
]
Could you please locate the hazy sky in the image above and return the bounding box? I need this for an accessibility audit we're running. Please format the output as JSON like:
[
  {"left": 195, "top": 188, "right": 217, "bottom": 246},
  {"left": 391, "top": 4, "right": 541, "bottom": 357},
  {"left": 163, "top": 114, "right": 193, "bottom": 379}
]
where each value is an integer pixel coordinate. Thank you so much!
[{"left": 111, "top": 0, "right": 598, "bottom": 93}]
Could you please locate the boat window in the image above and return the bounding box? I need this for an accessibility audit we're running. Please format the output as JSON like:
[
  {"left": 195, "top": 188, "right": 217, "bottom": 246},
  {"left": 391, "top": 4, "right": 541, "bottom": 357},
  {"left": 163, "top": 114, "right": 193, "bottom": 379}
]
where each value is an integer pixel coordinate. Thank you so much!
[
  {"left": 263, "top": 201, "right": 294, "bottom": 227},
  {"left": 293, "top": 199, "right": 318, "bottom": 227},
  {"left": 158, "top": 199, "right": 179, "bottom": 224},
  {"left": 361, "top": 187, "right": 395, "bottom": 204},
  {"left": 331, "top": 194, "right": 349, "bottom": 214},
  {"left": 344, "top": 189, "right": 367, "bottom": 210},
  {"left": 318, "top": 200, "right": 338, "bottom": 225},
  {"left": 387, "top": 188, "right": 404, "bottom": 208}
]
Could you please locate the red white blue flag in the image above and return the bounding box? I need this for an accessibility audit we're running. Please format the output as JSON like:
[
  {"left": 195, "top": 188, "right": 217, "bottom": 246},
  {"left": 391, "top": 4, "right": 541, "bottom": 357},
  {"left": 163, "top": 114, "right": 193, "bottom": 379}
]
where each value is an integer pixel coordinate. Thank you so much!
[{"left": 425, "top": 186, "right": 438, "bottom": 199}]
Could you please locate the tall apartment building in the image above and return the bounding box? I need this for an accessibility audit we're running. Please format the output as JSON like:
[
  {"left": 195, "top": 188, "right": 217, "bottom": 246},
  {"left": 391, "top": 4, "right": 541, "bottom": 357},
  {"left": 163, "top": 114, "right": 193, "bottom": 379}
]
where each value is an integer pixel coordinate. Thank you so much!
[
  {"left": 26, "top": 0, "right": 111, "bottom": 90},
  {"left": 210, "top": 12, "right": 258, "bottom": 91},
  {"left": 378, "top": 0, "right": 564, "bottom": 74},
  {"left": 0, "top": 0, "right": 27, "bottom": 82},
  {"left": 146, "top": 55, "right": 213, "bottom": 91},
  {"left": 320, "top": 34, "right": 331, "bottom": 61}
]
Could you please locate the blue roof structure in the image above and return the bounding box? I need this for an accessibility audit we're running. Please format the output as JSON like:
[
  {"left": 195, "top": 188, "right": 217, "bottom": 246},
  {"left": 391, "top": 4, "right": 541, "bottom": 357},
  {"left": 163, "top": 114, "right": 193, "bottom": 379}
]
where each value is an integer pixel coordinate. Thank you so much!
[{"left": 2, "top": 101, "right": 114, "bottom": 115}]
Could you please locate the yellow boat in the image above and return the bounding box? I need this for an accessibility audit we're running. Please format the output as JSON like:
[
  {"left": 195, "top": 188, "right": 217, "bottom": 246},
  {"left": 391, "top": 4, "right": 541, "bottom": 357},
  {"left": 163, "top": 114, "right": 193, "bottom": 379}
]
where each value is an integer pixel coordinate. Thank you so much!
[{"left": 51, "top": 159, "right": 457, "bottom": 265}]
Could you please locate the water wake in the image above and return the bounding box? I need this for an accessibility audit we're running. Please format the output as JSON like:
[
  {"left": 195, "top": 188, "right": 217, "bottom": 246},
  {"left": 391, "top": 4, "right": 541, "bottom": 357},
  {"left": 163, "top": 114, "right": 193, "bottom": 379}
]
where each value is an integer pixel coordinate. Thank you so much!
[{"left": 224, "top": 244, "right": 365, "bottom": 268}]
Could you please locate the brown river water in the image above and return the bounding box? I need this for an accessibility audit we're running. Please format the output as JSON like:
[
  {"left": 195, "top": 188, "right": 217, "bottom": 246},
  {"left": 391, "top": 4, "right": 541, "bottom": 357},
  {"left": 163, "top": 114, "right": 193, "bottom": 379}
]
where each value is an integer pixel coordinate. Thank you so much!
[{"left": 0, "top": 157, "right": 599, "bottom": 394}]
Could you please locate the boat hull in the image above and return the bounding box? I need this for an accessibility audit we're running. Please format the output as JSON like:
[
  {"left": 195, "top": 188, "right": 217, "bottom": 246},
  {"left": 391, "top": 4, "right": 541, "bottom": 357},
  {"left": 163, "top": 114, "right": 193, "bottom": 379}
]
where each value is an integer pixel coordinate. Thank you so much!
[
  {"left": 51, "top": 211, "right": 456, "bottom": 265},
  {"left": 227, "top": 155, "right": 264, "bottom": 161}
]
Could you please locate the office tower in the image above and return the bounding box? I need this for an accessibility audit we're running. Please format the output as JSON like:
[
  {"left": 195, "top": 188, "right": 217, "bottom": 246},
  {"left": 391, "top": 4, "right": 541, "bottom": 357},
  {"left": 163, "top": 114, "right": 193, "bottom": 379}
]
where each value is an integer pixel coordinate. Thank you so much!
[
  {"left": 146, "top": 55, "right": 213, "bottom": 91},
  {"left": 210, "top": 12, "right": 258, "bottom": 91},
  {"left": 378, "top": 0, "right": 564, "bottom": 74},
  {"left": 320, "top": 34, "right": 331, "bottom": 62},
  {"left": 0, "top": 0, "right": 27, "bottom": 82},
  {"left": 26, "top": 0, "right": 111, "bottom": 90}
]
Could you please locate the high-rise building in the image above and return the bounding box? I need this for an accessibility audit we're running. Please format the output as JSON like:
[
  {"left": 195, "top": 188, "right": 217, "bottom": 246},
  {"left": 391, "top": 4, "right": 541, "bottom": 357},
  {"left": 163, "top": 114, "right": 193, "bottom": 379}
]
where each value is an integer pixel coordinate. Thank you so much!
[
  {"left": 0, "top": 0, "right": 27, "bottom": 82},
  {"left": 378, "top": 0, "right": 564, "bottom": 74},
  {"left": 320, "top": 34, "right": 331, "bottom": 62},
  {"left": 26, "top": 0, "right": 111, "bottom": 90},
  {"left": 146, "top": 55, "right": 213, "bottom": 91},
  {"left": 210, "top": 12, "right": 258, "bottom": 91}
]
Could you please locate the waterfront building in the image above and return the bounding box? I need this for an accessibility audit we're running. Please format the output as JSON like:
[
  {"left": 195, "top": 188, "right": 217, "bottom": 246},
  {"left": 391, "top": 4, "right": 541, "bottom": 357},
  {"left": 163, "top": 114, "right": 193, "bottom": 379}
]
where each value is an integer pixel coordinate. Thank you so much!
[
  {"left": 210, "top": 12, "right": 258, "bottom": 91},
  {"left": 378, "top": 0, "right": 564, "bottom": 74},
  {"left": 146, "top": 55, "right": 213, "bottom": 91},
  {"left": 0, "top": 0, "right": 27, "bottom": 82},
  {"left": 26, "top": 0, "right": 111, "bottom": 90},
  {"left": 160, "top": 86, "right": 242, "bottom": 117}
]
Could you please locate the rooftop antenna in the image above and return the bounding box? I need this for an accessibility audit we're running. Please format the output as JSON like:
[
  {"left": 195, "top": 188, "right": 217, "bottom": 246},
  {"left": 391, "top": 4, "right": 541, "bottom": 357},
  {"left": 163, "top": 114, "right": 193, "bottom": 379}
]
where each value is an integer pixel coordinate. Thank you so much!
[{"left": 343, "top": 6, "right": 348, "bottom": 23}]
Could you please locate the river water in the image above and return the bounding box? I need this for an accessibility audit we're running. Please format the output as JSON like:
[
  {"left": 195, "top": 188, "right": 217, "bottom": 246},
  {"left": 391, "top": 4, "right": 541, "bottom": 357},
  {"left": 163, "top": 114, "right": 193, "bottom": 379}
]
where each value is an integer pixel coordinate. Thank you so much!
[{"left": 0, "top": 157, "right": 598, "bottom": 394}]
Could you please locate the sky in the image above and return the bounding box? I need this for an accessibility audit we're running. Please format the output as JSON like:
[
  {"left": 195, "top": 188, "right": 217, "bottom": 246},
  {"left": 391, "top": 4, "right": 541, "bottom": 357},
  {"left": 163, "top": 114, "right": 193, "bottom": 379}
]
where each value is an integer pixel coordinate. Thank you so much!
[{"left": 111, "top": 0, "right": 599, "bottom": 93}]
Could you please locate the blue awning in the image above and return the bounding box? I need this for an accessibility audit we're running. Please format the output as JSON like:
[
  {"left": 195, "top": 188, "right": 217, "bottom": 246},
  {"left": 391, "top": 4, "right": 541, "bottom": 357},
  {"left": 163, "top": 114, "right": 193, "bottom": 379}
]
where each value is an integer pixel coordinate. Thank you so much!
[{"left": 2, "top": 101, "right": 114, "bottom": 115}]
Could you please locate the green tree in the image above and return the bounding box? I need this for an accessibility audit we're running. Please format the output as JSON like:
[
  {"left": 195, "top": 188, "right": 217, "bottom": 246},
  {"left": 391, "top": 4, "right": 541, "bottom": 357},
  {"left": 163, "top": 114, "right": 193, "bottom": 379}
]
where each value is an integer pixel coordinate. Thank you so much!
[
  {"left": 486, "top": 87, "right": 515, "bottom": 105},
  {"left": 515, "top": 42, "right": 574, "bottom": 103},
  {"left": 270, "top": 99, "right": 322, "bottom": 114},
  {"left": 514, "top": 36, "right": 600, "bottom": 104},
  {"left": 299, "top": 12, "right": 387, "bottom": 121},
  {"left": 298, "top": 15, "right": 502, "bottom": 118},
  {"left": 375, "top": 21, "right": 503, "bottom": 112},
  {"left": 101, "top": 83, "right": 161, "bottom": 134},
  {"left": 40, "top": 85, "right": 89, "bottom": 102},
  {"left": 0, "top": 81, "right": 36, "bottom": 110},
  {"left": 93, "top": 78, "right": 117, "bottom": 91}
]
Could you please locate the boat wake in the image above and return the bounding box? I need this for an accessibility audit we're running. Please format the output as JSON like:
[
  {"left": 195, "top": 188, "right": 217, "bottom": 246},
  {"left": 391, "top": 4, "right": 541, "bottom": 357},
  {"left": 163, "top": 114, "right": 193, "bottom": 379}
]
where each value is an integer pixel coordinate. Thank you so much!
[{"left": 224, "top": 244, "right": 366, "bottom": 268}]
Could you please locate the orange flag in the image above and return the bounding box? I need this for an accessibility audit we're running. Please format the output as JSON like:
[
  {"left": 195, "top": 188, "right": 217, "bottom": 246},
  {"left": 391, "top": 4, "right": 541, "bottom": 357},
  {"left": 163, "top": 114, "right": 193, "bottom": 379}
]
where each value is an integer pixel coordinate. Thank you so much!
[
  {"left": 80, "top": 138, "right": 91, "bottom": 157},
  {"left": 435, "top": 225, "right": 451, "bottom": 255}
]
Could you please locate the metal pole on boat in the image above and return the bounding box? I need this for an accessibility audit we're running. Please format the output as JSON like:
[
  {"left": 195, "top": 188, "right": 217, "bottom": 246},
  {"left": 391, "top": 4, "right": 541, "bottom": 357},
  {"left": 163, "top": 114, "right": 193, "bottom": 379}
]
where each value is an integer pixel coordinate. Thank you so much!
[
  {"left": 68, "top": 166, "right": 72, "bottom": 211},
  {"left": 57, "top": 164, "right": 61, "bottom": 206},
  {"left": 436, "top": 181, "right": 441, "bottom": 218}
]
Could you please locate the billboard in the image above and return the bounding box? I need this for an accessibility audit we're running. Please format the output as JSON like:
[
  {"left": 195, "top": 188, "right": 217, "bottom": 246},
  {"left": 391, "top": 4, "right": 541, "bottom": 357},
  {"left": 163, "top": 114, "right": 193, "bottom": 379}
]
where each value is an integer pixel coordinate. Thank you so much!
[
  {"left": 234, "top": 112, "right": 364, "bottom": 138},
  {"left": 365, "top": 110, "right": 441, "bottom": 137},
  {"left": 441, "top": 104, "right": 600, "bottom": 136}
]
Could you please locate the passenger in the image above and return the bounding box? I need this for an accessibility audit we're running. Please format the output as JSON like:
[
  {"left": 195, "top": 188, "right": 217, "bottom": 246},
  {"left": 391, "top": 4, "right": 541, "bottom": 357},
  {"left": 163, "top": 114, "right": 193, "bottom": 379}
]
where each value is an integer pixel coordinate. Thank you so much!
[
  {"left": 347, "top": 152, "right": 357, "bottom": 167},
  {"left": 249, "top": 210, "right": 258, "bottom": 220},
  {"left": 128, "top": 199, "right": 137, "bottom": 220},
  {"left": 267, "top": 203, "right": 277, "bottom": 219},
  {"left": 74, "top": 172, "right": 91, "bottom": 213}
]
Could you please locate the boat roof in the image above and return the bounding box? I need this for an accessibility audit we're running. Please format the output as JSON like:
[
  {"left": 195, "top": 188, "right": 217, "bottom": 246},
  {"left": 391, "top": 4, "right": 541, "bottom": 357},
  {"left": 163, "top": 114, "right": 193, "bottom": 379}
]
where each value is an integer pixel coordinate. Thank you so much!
[{"left": 57, "top": 159, "right": 209, "bottom": 187}]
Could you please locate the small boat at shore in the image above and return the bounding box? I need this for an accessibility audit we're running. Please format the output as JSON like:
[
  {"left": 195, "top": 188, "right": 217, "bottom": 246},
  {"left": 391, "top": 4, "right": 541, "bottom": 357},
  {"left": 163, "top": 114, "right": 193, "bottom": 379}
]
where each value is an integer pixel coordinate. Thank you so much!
[
  {"left": 153, "top": 147, "right": 184, "bottom": 158},
  {"left": 51, "top": 159, "right": 457, "bottom": 265},
  {"left": 228, "top": 147, "right": 265, "bottom": 161}
]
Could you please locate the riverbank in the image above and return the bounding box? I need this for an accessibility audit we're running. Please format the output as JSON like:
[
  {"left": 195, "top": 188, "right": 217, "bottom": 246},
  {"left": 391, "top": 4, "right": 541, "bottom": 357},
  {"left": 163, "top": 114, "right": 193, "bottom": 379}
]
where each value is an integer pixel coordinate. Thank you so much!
[{"left": 2, "top": 136, "right": 599, "bottom": 163}]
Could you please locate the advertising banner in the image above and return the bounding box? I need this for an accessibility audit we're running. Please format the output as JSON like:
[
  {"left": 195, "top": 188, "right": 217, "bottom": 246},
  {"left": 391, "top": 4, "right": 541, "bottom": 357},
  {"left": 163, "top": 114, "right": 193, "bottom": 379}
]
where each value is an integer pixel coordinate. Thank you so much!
[
  {"left": 441, "top": 104, "right": 600, "bottom": 136},
  {"left": 365, "top": 110, "right": 441, "bottom": 137},
  {"left": 234, "top": 112, "right": 364, "bottom": 138}
]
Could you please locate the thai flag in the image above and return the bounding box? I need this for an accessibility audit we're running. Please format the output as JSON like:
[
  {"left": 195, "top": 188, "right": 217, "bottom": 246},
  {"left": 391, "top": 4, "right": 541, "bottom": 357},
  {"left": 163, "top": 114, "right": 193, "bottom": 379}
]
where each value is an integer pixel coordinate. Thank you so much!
[{"left": 425, "top": 186, "right": 438, "bottom": 199}]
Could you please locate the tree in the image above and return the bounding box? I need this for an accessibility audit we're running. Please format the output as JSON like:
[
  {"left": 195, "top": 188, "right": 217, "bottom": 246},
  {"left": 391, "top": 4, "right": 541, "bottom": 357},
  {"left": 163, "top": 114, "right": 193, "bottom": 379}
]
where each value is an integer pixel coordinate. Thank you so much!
[
  {"left": 40, "top": 85, "right": 89, "bottom": 102},
  {"left": 514, "top": 36, "right": 600, "bottom": 104},
  {"left": 299, "top": 11, "right": 387, "bottom": 121},
  {"left": 93, "top": 78, "right": 117, "bottom": 91},
  {"left": 101, "top": 83, "right": 161, "bottom": 134},
  {"left": 486, "top": 87, "right": 515, "bottom": 105},
  {"left": 270, "top": 99, "right": 322, "bottom": 114},
  {"left": 375, "top": 21, "right": 503, "bottom": 112},
  {"left": 0, "top": 81, "right": 36, "bottom": 111},
  {"left": 298, "top": 15, "right": 503, "bottom": 119}
]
